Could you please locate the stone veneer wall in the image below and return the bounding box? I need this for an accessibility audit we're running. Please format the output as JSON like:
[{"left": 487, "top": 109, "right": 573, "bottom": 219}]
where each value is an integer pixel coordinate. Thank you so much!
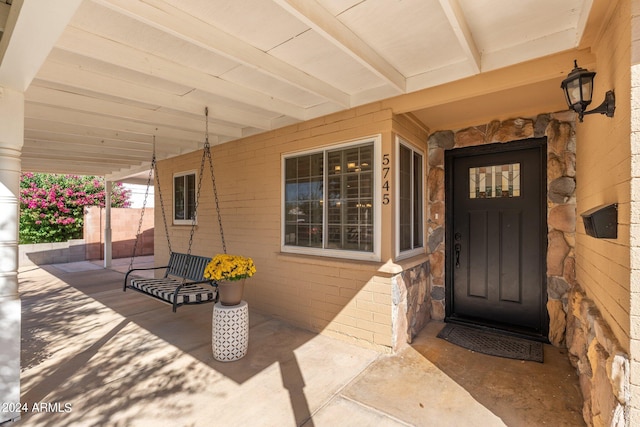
[
  {"left": 567, "top": 285, "right": 629, "bottom": 426},
  {"left": 426, "top": 112, "right": 630, "bottom": 426},
  {"left": 391, "top": 261, "right": 430, "bottom": 349}
]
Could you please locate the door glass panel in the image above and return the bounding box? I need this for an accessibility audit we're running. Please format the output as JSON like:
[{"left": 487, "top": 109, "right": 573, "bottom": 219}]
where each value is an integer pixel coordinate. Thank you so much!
[{"left": 469, "top": 163, "right": 520, "bottom": 199}]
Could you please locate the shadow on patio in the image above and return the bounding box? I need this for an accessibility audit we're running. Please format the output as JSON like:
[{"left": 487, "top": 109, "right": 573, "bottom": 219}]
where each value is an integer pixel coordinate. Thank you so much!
[{"left": 17, "top": 258, "right": 584, "bottom": 426}]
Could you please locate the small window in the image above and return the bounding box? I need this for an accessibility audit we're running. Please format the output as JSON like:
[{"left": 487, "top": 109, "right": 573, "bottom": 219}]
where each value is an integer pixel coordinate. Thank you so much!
[
  {"left": 397, "top": 138, "right": 424, "bottom": 256},
  {"left": 282, "top": 137, "right": 380, "bottom": 261},
  {"left": 469, "top": 163, "right": 520, "bottom": 199},
  {"left": 174, "top": 171, "right": 196, "bottom": 224}
]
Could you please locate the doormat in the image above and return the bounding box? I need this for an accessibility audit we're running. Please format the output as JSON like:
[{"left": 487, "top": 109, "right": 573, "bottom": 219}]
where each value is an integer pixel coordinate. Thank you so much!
[{"left": 437, "top": 323, "right": 544, "bottom": 363}]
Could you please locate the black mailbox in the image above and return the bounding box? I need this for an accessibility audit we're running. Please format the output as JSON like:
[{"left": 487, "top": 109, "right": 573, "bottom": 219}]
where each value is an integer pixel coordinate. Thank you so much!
[{"left": 581, "top": 203, "right": 617, "bottom": 239}]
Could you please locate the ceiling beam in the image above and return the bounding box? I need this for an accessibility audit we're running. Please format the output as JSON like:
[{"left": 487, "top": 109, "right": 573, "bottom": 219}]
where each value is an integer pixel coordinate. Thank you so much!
[
  {"left": 34, "top": 56, "right": 274, "bottom": 130},
  {"left": 26, "top": 85, "right": 243, "bottom": 139},
  {"left": 23, "top": 140, "right": 154, "bottom": 160},
  {"left": 386, "top": 48, "right": 596, "bottom": 114},
  {"left": 24, "top": 121, "right": 201, "bottom": 159},
  {"left": 22, "top": 156, "right": 141, "bottom": 173},
  {"left": 22, "top": 153, "right": 134, "bottom": 165},
  {"left": 0, "top": 0, "right": 82, "bottom": 91},
  {"left": 56, "top": 26, "right": 309, "bottom": 121},
  {"left": 24, "top": 117, "right": 216, "bottom": 155},
  {"left": 272, "top": 0, "right": 406, "bottom": 93},
  {"left": 0, "top": 3, "right": 10, "bottom": 34},
  {"left": 574, "top": 0, "right": 594, "bottom": 46},
  {"left": 24, "top": 118, "right": 153, "bottom": 145},
  {"left": 93, "top": 0, "right": 350, "bottom": 108},
  {"left": 24, "top": 103, "right": 208, "bottom": 148},
  {"left": 481, "top": 28, "right": 579, "bottom": 72},
  {"left": 106, "top": 163, "right": 156, "bottom": 182},
  {"left": 23, "top": 129, "right": 174, "bottom": 156},
  {"left": 21, "top": 145, "right": 147, "bottom": 165},
  {"left": 23, "top": 138, "right": 146, "bottom": 156},
  {"left": 577, "top": 0, "right": 614, "bottom": 49},
  {"left": 437, "top": 0, "right": 481, "bottom": 74}
]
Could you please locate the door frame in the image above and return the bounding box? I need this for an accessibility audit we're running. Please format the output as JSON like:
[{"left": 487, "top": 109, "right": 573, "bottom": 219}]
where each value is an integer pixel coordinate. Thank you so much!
[{"left": 444, "top": 137, "right": 549, "bottom": 339}]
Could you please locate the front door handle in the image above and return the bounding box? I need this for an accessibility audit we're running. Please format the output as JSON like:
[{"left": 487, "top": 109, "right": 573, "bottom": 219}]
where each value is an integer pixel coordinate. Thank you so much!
[{"left": 454, "top": 243, "right": 461, "bottom": 268}]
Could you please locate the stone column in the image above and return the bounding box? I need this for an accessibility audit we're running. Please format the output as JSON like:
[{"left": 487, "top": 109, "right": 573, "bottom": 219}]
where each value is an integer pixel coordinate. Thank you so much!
[
  {"left": 0, "top": 86, "right": 24, "bottom": 423},
  {"left": 426, "top": 130, "right": 453, "bottom": 321}
]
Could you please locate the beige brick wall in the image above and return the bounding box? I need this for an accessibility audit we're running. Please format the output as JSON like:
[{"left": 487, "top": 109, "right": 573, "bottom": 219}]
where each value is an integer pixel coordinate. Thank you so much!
[
  {"left": 630, "top": 0, "right": 640, "bottom": 424},
  {"left": 576, "top": 0, "right": 632, "bottom": 352},
  {"left": 156, "top": 105, "right": 428, "bottom": 350}
]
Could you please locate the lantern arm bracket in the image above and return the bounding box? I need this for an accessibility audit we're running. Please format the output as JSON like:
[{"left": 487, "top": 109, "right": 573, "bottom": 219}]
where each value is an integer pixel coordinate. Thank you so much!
[{"left": 581, "top": 90, "right": 615, "bottom": 121}]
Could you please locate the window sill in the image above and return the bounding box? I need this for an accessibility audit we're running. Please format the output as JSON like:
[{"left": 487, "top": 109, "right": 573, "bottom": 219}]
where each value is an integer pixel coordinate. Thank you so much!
[
  {"left": 378, "top": 252, "right": 430, "bottom": 275},
  {"left": 173, "top": 221, "right": 198, "bottom": 226},
  {"left": 280, "top": 246, "right": 380, "bottom": 262},
  {"left": 276, "top": 251, "right": 382, "bottom": 269}
]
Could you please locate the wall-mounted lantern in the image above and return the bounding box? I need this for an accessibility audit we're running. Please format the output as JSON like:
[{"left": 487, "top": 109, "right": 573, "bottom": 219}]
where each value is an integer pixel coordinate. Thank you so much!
[{"left": 561, "top": 60, "right": 615, "bottom": 122}]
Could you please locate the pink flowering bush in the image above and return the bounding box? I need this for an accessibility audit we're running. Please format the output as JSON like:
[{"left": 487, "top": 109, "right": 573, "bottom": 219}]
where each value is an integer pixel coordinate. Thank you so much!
[{"left": 19, "top": 173, "right": 131, "bottom": 244}]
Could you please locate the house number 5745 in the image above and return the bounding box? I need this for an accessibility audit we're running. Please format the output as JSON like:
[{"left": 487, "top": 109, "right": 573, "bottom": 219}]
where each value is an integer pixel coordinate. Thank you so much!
[{"left": 382, "top": 153, "right": 390, "bottom": 205}]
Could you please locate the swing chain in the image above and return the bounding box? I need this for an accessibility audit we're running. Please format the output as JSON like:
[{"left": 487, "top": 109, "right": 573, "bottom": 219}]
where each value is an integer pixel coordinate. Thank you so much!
[
  {"left": 129, "top": 138, "right": 173, "bottom": 274},
  {"left": 206, "top": 137, "right": 227, "bottom": 254},
  {"left": 128, "top": 146, "right": 156, "bottom": 273},
  {"left": 182, "top": 107, "right": 228, "bottom": 278},
  {"left": 185, "top": 137, "right": 207, "bottom": 261},
  {"left": 155, "top": 158, "right": 172, "bottom": 254},
  {"left": 186, "top": 107, "right": 226, "bottom": 255}
]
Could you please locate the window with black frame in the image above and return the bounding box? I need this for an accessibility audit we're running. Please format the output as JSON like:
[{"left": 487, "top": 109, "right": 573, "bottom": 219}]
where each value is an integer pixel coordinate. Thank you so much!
[{"left": 174, "top": 171, "right": 196, "bottom": 224}]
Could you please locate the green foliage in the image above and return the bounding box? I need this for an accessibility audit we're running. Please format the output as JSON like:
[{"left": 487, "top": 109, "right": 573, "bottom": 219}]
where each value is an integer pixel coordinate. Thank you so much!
[{"left": 19, "top": 173, "right": 131, "bottom": 244}]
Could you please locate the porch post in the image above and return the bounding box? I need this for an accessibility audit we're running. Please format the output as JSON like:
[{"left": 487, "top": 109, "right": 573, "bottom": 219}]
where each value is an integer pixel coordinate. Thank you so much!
[
  {"left": 104, "top": 180, "right": 112, "bottom": 268},
  {"left": 0, "top": 1, "right": 84, "bottom": 422},
  {"left": 0, "top": 86, "right": 24, "bottom": 423}
]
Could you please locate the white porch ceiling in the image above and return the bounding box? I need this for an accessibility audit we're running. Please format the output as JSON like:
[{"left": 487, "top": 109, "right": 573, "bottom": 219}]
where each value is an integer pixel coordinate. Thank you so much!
[{"left": 0, "top": 0, "right": 609, "bottom": 181}]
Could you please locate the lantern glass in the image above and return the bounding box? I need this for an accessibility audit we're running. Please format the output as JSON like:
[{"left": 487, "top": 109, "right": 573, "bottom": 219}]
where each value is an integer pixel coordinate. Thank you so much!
[
  {"left": 565, "top": 76, "right": 593, "bottom": 112},
  {"left": 564, "top": 78, "right": 582, "bottom": 105},
  {"left": 578, "top": 76, "right": 593, "bottom": 104}
]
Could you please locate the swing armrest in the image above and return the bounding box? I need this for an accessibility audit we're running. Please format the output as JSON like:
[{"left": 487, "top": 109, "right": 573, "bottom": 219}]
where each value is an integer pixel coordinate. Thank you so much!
[{"left": 123, "top": 265, "right": 170, "bottom": 291}]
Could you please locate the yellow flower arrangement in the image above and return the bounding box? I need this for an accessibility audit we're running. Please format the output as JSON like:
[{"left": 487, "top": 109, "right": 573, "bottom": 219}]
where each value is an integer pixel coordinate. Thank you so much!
[{"left": 204, "top": 254, "right": 256, "bottom": 282}]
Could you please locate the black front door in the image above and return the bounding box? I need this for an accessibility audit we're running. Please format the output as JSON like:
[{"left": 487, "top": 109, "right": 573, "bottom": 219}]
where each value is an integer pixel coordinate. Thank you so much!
[{"left": 445, "top": 139, "right": 547, "bottom": 336}]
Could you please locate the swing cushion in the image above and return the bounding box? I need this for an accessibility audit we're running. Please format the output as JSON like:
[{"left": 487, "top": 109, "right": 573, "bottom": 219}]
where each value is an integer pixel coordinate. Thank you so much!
[
  {"left": 124, "top": 252, "right": 217, "bottom": 311},
  {"left": 128, "top": 278, "right": 215, "bottom": 305}
]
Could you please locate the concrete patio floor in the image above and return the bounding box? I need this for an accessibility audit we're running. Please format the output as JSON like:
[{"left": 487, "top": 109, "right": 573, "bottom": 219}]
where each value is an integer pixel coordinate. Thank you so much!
[{"left": 16, "top": 257, "right": 585, "bottom": 426}]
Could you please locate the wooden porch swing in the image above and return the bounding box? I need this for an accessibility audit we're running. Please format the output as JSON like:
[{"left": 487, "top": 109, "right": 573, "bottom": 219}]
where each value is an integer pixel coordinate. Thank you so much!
[{"left": 123, "top": 108, "right": 227, "bottom": 312}]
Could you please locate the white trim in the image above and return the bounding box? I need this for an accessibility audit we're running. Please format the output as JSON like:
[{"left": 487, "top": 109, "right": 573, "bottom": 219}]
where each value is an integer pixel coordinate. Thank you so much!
[
  {"left": 395, "top": 136, "right": 426, "bottom": 260},
  {"left": 281, "top": 135, "right": 381, "bottom": 261},
  {"left": 173, "top": 169, "right": 198, "bottom": 226}
]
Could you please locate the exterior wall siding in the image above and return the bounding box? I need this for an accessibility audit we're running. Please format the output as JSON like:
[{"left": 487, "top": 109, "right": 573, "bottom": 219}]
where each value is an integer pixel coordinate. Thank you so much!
[
  {"left": 572, "top": 1, "right": 633, "bottom": 425},
  {"left": 630, "top": 0, "right": 640, "bottom": 424},
  {"left": 156, "top": 105, "right": 429, "bottom": 351},
  {"left": 575, "top": 0, "right": 632, "bottom": 354}
]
